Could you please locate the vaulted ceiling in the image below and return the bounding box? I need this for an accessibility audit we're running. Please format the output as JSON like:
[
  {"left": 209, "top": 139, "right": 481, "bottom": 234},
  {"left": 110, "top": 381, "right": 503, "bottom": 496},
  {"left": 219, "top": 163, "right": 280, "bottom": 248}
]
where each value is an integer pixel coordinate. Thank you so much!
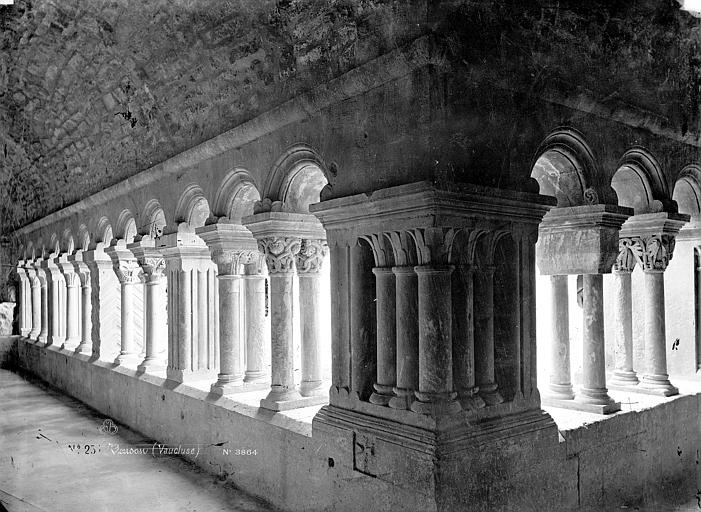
[{"left": 1, "top": 0, "right": 700, "bottom": 235}]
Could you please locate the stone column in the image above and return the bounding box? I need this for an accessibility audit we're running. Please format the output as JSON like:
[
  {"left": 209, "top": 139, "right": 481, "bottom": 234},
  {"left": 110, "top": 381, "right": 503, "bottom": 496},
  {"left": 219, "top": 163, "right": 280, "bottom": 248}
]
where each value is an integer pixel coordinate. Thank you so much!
[
  {"left": 474, "top": 265, "right": 503, "bottom": 405},
  {"left": 609, "top": 241, "right": 638, "bottom": 387},
  {"left": 411, "top": 265, "right": 461, "bottom": 415},
  {"left": 37, "top": 266, "right": 49, "bottom": 344},
  {"left": 198, "top": 223, "right": 260, "bottom": 395},
  {"left": 28, "top": 267, "right": 41, "bottom": 340},
  {"left": 259, "top": 235, "right": 303, "bottom": 408},
  {"left": 243, "top": 259, "right": 267, "bottom": 383},
  {"left": 296, "top": 238, "right": 328, "bottom": 397},
  {"left": 74, "top": 265, "right": 92, "bottom": 356},
  {"left": 84, "top": 246, "right": 121, "bottom": 361},
  {"left": 369, "top": 267, "right": 396, "bottom": 406},
  {"left": 575, "top": 273, "right": 619, "bottom": 413},
  {"left": 16, "top": 262, "right": 30, "bottom": 336},
  {"left": 107, "top": 241, "right": 142, "bottom": 366},
  {"left": 548, "top": 274, "right": 574, "bottom": 400},
  {"left": 60, "top": 265, "right": 81, "bottom": 351},
  {"left": 637, "top": 234, "right": 679, "bottom": 395},
  {"left": 133, "top": 250, "right": 166, "bottom": 373},
  {"left": 388, "top": 266, "right": 419, "bottom": 410},
  {"left": 43, "top": 256, "right": 65, "bottom": 347}
]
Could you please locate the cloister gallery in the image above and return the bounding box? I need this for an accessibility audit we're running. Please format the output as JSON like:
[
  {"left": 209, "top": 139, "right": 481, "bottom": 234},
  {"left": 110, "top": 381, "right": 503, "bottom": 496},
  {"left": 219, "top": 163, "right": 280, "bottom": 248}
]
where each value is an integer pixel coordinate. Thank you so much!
[{"left": 2, "top": 1, "right": 701, "bottom": 511}]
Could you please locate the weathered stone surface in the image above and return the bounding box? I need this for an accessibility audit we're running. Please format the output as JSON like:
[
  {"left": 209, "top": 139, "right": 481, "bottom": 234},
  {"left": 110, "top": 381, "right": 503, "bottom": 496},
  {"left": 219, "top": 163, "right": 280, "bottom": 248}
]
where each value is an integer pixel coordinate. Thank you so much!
[{"left": 0, "top": 302, "right": 15, "bottom": 335}]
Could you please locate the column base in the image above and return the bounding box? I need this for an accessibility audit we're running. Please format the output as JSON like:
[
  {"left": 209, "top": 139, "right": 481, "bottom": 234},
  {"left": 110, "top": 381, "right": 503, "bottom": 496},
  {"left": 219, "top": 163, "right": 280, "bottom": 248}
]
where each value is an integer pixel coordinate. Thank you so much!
[
  {"left": 608, "top": 370, "right": 640, "bottom": 390},
  {"left": 478, "top": 383, "right": 504, "bottom": 406},
  {"left": 638, "top": 375, "right": 679, "bottom": 396},
  {"left": 20, "top": 329, "right": 31, "bottom": 337},
  {"left": 210, "top": 374, "right": 245, "bottom": 396},
  {"left": 28, "top": 331, "right": 39, "bottom": 340},
  {"left": 546, "top": 383, "right": 575, "bottom": 401},
  {"left": 244, "top": 370, "right": 267, "bottom": 383},
  {"left": 48, "top": 337, "right": 65, "bottom": 348},
  {"left": 456, "top": 388, "right": 486, "bottom": 410},
  {"left": 300, "top": 379, "right": 325, "bottom": 397},
  {"left": 543, "top": 395, "right": 621, "bottom": 415},
  {"left": 369, "top": 383, "right": 395, "bottom": 406},
  {"left": 37, "top": 335, "right": 47, "bottom": 345},
  {"left": 166, "top": 368, "right": 218, "bottom": 384},
  {"left": 137, "top": 358, "right": 166, "bottom": 374},
  {"left": 388, "top": 387, "right": 414, "bottom": 410},
  {"left": 260, "top": 386, "right": 326, "bottom": 411},
  {"left": 114, "top": 353, "right": 139, "bottom": 366},
  {"left": 61, "top": 338, "right": 80, "bottom": 352},
  {"left": 574, "top": 387, "right": 621, "bottom": 414},
  {"left": 74, "top": 343, "right": 93, "bottom": 356},
  {"left": 410, "top": 391, "right": 461, "bottom": 416}
]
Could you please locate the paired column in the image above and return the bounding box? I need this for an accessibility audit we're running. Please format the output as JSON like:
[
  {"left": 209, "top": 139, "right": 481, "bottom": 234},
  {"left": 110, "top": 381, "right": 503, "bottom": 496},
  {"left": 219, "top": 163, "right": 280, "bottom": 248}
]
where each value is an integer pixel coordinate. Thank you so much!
[
  {"left": 243, "top": 258, "right": 268, "bottom": 383},
  {"left": 71, "top": 255, "right": 92, "bottom": 356},
  {"left": 37, "top": 265, "right": 49, "bottom": 344},
  {"left": 609, "top": 242, "right": 638, "bottom": 388},
  {"left": 43, "top": 256, "right": 65, "bottom": 347},
  {"left": 258, "top": 236, "right": 303, "bottom": 408},
  {"left": 107, "top": 241, "right": 142, "bottom": 366},
  {"left": 84, "top": 247, "right": 121, "bottom": 361},
  {"left": 59, "top": 259, "right": 81, "bottom": 351},
  {"left": 28, "top": 266, "right": 41, "bottom": 340},
  {"left": 638, "top": 236, "right": 678, "bottom": 396},
  {"left": 137, "top": 254, "right": 167, "bottom": 373},
  {"left": 547, "top": 275, "right": 574, "bottom": 399},
  {"left": 297, "top": 239, "right": 328, "bottom": 397},
  {"left": 575, "top": 274, "right": 620, "bottom": 412},
  {"left": 16, "top": 262, "right": 31, "bottom": 336}
]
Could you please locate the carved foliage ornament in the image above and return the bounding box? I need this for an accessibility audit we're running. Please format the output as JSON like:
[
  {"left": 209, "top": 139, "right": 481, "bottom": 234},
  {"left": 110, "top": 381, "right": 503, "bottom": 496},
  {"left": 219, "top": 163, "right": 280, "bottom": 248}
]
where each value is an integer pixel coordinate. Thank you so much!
[
  {"left": 619, "top": 235, "right": 676, "bottom": 272},
  {"left": 115, "top": 262, "right": 143, "bottom": 284},
  {"left": 614, "top": 238, "right": 638, "bottom": 272},
  {"left": 212, "top": 250, "right": 258, "bottom": 276},
  {"left": 296, "top": 239, "right": 328, "bottom": 273},
  {"left": 64, "top": 272, "right": 80, "bottom": 288},
  {"left": 140, "top": 257, "right": 166, "bottom": 280},
  {"left": 258, "top": 237, "right": 301, "bottom": 273}
]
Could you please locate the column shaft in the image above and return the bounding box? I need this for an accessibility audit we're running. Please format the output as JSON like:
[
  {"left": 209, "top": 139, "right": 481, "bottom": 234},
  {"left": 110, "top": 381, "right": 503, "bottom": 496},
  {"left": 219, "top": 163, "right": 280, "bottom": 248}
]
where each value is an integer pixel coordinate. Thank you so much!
[
  {"left": 244, "top": 274, "right": 267, "bottom": 382},
  {"left": 388, "top": 267, "right": 418, "bottom": 410},
  {"left": 576, "top": 274, "right": 618, "bottom": 410},
  {"left": 639, "top": 271, "right": 678, "bottom": 395},
  {"left": 76, "top": 278, "right": 92, "bottom": 355},
  {"left": 411, "top": 266, "right": 461, "bottom": 415},
  {"left": 548, "top": 274, "right": 574, "bottom": 399},
  {"left": 39, "top": 277, "right": 48, "bottom": 344},
  {"left": 369, "top": 268, "right": 396, "bottom": 405},
  {"left": 63, "top": 278, "right": 80, "bottom": 350},
  {"left": 211, "top": 274, "right": 244, "bottom": 393},
  {"left": 474, "top": 266, "right": 503, "bottom": 405},
  {"left": 299, "top": 272, "right": 324, "bottom": 397},
  {"left": 138, "top": 274, "right": 166, "bottom": 372},
  {"left": 610, "top": 270, "right": 638, "bottom": 386},
  {"left": 115, "top": 281, "right": 137, "bottom": 364},
  {"left": 30, "top": 277, "right": 41, "bottom": 339}
]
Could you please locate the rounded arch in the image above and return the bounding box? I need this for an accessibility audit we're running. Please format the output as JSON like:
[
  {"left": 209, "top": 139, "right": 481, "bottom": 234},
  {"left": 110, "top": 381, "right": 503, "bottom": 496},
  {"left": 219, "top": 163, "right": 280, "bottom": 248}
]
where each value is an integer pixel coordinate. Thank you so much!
[
  {"left": 115, "top": 209, "right": 137, "bottom": 243},
  {"left": 530, "top": 127, "right": 612, "bottom": 207},
  {"left": 175, "top": 184, "right": 211, "bottom": 228},
  {"left": 61, "top": 228, "right": 75, "bottom": 254},
  {"left": 49, "top": 233, "right": 59, "bottom": 256},
  {"left": 76, "top": 224, "right": 90, "bottom": 251},
  {"left": 612, "top": 148, "right": 671, "bottom": 214},
  {"left": 265, "top": 144, "right": 330, "bottom": 212},
  {"left": 140, "top": 199, "right": 167, "bottom": 238},
  {"left": 95, "top": 216, "right": 114, "bottom": 246},
  {"left": 673, "top": 164, "right": 701, "bottom": 219},
  {"left": 212, "top": 169, "right": 262, "bottom": 223}
]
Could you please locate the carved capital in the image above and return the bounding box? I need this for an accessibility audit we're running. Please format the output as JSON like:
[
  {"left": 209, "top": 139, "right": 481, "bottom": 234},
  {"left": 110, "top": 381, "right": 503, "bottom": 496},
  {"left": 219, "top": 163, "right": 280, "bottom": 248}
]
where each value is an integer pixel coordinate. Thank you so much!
[
  {"left": 115, "top": 261, "right": 142, "bottom": 284},
  {"left": 211, "top": 249, "right": 258, "bottom": 276},
  {"left": 624, "top": 235, "right": 676, "bottom": 272},
  {"left": 296, "top": 239, "right": 328, "bottom": 274},
  {"left": 140, "top": 257, "right": 166, "bottom": 281},
  {"left": 258, "top": 236, "right": 301, "bottom": 273},
  {"left": 78, "top": 270, "right": 91, "bottom": 288},
  {"left": 64, "top": 272, "right": 80, "bottom": 288},
  {"left": 613, "top": 238, "right": 637, "bottom": 273}
]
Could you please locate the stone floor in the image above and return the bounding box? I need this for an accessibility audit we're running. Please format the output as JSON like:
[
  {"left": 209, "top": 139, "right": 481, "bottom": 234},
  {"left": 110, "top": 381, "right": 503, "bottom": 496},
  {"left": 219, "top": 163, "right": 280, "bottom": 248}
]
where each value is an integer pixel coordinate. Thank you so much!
[{"left": 0, "top": 369, "right": 272, "bottom": 512}]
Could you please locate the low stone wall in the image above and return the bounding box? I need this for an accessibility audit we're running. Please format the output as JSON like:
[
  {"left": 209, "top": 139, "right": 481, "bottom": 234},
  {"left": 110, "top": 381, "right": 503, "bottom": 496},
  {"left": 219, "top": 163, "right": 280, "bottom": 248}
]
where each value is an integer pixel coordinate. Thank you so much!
[{"left": 14, "top": 337, "right": 701, "bottom": 511}]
